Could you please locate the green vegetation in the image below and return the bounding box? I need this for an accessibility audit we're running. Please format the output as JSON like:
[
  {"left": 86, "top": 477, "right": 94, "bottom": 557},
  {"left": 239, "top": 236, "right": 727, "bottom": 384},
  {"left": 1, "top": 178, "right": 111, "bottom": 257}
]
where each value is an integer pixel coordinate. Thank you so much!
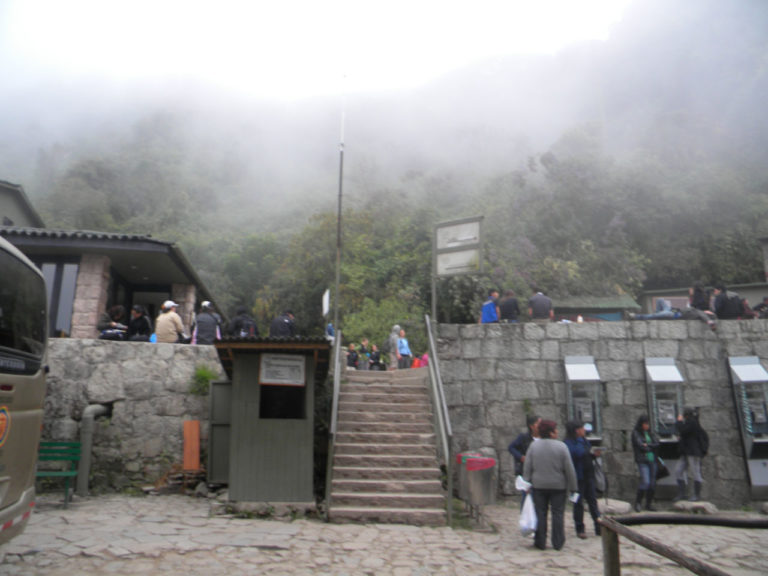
[
  {"left": 190, "top": 365, "right": 218, "bottom": 396},
  {"left": 17, "top": 1, "right": 768, "bottom": 349}
]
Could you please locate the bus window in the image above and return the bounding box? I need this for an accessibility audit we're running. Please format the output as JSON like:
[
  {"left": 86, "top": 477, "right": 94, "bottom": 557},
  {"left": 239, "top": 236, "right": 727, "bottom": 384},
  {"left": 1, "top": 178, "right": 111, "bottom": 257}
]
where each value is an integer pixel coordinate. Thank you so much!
[{"left": 0, "top": 237, "right": 48, "bottom": 545}]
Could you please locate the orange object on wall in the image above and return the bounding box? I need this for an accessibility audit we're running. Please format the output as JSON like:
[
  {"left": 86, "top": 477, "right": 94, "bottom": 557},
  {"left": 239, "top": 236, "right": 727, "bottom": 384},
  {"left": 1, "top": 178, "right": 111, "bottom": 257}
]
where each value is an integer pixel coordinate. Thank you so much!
[{"left": 183, "top": 420, "right": 200, "bottom": 472}]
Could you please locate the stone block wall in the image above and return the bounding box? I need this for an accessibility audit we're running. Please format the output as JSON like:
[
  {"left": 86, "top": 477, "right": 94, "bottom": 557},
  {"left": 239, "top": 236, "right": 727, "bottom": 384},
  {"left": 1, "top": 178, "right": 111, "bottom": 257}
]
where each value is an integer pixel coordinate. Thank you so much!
[
  {"left": 70, "top": 254, "right": 110, "bottom": 339},
  {"left": 436, "top": 319, "right": 768, "bottom": 508},
  {"left": 44, "top": 338, "right": 224, "bottom": 491}
]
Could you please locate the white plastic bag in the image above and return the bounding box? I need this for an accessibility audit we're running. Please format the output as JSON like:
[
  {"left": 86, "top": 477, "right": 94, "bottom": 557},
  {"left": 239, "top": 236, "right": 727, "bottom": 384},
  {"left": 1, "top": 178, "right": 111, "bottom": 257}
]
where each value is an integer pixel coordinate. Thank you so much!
[
  {"left": 519, "top": 491, "right": 537, "bottom": 536},
  {"left": 515, "top": 475, "right": 532, "bottom": 492}
]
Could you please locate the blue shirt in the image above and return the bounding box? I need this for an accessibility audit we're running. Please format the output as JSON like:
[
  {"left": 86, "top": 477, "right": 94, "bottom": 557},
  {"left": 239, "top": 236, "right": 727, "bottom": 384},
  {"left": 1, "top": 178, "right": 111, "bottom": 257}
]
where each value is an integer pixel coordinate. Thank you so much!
[
  {"left": 398, "top": 337, "right": 411, "bottom": 356},
  {"left": 480, "top": 299, "right": 499, "bottom": 323}
]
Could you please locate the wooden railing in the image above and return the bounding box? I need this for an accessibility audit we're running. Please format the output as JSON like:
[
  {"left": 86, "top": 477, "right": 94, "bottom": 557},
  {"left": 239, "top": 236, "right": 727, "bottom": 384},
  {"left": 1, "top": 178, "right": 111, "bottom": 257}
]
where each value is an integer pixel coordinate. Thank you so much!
[{"left": 600, "top": 513, "right": 768, "bottom": 575}]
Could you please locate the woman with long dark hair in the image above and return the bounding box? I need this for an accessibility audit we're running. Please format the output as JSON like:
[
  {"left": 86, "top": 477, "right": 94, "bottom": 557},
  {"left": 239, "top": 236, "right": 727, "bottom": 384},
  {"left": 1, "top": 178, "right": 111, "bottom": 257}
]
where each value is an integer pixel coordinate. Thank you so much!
[{"left": 631, "top": 414, "right": 659, "bottom": 512}]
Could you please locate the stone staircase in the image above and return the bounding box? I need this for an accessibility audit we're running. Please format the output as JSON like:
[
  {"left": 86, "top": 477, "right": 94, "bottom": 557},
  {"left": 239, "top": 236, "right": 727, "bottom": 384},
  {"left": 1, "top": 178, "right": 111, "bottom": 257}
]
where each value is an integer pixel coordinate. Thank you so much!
[{"left": 328, "top": 367, "right": 447, "bottom": 526}]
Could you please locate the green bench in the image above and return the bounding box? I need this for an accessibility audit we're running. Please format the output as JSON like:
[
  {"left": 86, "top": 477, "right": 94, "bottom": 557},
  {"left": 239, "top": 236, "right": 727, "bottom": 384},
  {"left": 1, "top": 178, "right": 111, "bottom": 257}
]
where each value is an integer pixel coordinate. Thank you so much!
[{"left": 36, "top": 441, "right": 81, "bottom": 508}]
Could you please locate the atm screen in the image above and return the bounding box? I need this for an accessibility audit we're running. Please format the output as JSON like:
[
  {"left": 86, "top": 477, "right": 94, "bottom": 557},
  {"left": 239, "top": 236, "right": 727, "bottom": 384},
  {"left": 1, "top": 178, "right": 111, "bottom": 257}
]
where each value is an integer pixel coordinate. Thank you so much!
[
  {"left": 747, "top": 392, "right": 768, "bottom": 435},
  {"left": 655, "top": 399, "right": 677, "bottom": 436},
  {"left": 657, "top": 400, "right": 677, "bottom": 424},
  {"left": 574, "top": 397, "right": 594, "bottom": 428}
]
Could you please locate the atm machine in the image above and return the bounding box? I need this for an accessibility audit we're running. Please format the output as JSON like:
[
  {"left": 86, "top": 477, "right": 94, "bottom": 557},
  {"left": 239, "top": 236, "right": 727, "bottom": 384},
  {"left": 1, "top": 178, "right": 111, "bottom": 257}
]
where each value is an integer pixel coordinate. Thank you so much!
[
  {"left": 728, "top": 356, "right": 768, "bottom": 498},
  {"left": 644, "top": 357, "right": 685, "bottom": 491},
  {"left": 564, "top": 356, "right": 602, "bottom": 445}
]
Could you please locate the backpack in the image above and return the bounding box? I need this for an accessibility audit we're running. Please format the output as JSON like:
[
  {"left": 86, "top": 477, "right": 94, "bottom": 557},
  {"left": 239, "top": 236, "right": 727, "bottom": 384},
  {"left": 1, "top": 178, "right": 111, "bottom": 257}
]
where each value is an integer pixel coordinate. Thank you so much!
[
  {"left": 723, "top": 293, "right": 744, "bottom": 318},
  {"left": 698, "top": 426, "right": 709, "bottom": 456},
  {"left": 381, "top": 336, "right": 391, "bottom": 355},
  {"left": 238, "top": 317, "right": 258, "bottom": 338}
]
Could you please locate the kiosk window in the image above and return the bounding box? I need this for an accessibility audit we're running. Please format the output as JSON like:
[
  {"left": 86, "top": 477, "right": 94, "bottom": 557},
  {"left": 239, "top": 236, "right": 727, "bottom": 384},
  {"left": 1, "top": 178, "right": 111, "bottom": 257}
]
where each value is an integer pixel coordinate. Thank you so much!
[{"left": 259, "top": 385, "right": 306, "bottom": 419}]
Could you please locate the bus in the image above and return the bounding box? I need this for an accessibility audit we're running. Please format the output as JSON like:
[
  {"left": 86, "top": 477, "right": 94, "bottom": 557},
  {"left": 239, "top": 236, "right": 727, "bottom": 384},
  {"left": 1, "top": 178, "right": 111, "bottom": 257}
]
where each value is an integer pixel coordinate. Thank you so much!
[{"left": 0, "top": 236, "right": 48, "bottom": 545}]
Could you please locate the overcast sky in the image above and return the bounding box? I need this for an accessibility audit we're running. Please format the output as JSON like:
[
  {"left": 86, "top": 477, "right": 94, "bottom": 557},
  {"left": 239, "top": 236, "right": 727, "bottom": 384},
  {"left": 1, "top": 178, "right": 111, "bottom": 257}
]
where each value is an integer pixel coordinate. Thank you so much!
[{"left": 2, "top": 0, "right": 632, "bottom": 99}]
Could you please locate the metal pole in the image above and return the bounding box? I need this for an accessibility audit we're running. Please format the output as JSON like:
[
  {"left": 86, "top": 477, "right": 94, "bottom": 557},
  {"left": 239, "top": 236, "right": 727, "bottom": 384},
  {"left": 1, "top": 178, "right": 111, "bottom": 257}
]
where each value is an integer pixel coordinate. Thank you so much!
[{"left": 333, "top": 94, "right": 345, "bottom": 338}]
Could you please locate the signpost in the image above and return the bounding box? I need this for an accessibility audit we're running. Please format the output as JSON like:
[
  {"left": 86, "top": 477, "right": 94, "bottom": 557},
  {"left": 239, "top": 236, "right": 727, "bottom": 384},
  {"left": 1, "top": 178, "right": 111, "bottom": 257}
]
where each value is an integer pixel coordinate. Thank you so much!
[{"left": 431, "top": 216, "right": 483, "bottom": 321}]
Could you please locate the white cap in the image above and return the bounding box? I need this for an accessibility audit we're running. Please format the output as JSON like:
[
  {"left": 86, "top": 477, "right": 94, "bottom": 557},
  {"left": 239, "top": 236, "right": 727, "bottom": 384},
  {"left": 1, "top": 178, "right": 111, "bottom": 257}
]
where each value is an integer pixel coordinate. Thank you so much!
[
  {"left": 163, "top": 300, "right": 179, "bottom": 309},
  {"left": 201, "top": 301, "right": 212, "bottom": 309}
]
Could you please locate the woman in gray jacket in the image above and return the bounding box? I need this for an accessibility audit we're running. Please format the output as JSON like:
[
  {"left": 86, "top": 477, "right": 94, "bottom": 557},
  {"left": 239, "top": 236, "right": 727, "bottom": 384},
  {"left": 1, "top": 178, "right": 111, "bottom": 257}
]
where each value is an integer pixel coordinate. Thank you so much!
[{"left": 523, "top": 420, "right": 578, "bottom": 551}]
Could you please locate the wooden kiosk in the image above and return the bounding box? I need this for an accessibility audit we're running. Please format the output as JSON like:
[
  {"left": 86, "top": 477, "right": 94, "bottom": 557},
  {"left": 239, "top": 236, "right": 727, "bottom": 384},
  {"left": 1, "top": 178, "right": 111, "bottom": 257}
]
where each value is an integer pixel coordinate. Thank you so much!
[{"left": 211, "top": 337, "right": 331, "bottom": 503}]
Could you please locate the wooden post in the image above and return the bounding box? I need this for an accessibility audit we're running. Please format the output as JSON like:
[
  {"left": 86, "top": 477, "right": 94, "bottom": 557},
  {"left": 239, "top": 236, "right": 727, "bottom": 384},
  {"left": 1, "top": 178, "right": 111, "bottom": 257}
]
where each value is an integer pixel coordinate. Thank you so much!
[
  {"left": 600, "top": 518, "right": 621, "bottom": 576},
  {"left": 183, "top": 420, "right": 200, "bottom": 472},
  {"left": 600, "top": 516, "right": 732, "bottom": 576}
]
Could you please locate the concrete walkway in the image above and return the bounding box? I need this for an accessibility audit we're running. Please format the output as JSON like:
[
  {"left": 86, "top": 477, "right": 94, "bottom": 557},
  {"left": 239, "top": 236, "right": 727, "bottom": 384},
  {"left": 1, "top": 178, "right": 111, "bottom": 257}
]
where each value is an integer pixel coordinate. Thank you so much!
[{"left": 2, "top": 494, "right": 767, "bottom": 575}]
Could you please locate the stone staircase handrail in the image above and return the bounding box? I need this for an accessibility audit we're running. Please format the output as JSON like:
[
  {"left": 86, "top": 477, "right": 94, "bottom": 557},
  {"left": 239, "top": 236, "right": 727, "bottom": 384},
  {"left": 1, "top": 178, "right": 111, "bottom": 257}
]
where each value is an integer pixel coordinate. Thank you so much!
[
  {"left": 425, "top": 314, "right": 453, "bottom": 525},
  {"left": 325, "top": 329, "right": 344, "bottom": 520}
]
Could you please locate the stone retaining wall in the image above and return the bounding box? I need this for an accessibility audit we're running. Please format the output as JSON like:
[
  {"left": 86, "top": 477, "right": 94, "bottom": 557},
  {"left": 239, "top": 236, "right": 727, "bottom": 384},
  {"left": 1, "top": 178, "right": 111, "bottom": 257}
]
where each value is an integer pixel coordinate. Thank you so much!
[
  {"left": 436, "top": 320, "right": 768, "bottom": 508},
  {"left": 44, "top": 339, "right": 224, "bottom": 491}
]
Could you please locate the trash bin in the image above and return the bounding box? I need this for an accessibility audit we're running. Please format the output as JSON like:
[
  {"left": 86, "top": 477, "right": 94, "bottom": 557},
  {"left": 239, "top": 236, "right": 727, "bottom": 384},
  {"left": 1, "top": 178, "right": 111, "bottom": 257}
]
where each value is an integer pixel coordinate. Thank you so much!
[
  {"left": 466, "top": 456, "right": 497, "bottom": 507},
  {"left": 456, "top": 452, "right": 482, "bottom": 501}
]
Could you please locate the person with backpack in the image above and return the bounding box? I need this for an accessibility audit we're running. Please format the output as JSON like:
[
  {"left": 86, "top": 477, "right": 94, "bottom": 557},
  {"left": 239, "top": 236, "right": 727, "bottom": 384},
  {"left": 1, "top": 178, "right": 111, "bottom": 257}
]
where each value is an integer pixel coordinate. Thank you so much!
[
  {"left": 269, "top": 310, "right": 296, "bottom": 338},
  {"left": 714, "top": 284, "right": 746, "bottom": 319},
  {"left": 228, "top": 305, "right": 259, "bottom": 338},
  {"left": 674, "top": 407, "right": 707, "bottom": 502},
  {"left": 192, "top": 301, "right": 221, "bottom": 345},
  {"left": 384, "top": 324, "right": 400, "bottom": 371}
]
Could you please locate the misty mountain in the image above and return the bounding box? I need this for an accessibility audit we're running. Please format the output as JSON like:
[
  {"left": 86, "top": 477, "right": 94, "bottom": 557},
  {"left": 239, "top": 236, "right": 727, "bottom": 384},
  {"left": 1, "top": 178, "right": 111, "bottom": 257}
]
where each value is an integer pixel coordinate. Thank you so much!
[{"left": 1, "top": 0, "right": 767, "bottom": 322}]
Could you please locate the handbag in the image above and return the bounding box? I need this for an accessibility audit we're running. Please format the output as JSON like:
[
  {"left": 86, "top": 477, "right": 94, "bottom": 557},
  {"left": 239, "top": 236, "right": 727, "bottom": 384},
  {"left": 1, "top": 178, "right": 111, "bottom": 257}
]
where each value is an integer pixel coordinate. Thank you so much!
[
  {"left": 519, "top": 490, "right": 537, "bottom": 536},
  {"left": 656, "top": 456, "right": 670, "bottom": 480},
  {"left": 593, "top": 455, "right": 607, "bottom": 493}
]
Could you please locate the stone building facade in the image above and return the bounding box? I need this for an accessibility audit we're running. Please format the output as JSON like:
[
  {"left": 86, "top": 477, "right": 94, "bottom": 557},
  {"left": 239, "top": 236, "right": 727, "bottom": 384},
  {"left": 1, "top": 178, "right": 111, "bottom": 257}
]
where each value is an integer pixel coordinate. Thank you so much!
[
  {"left": 436, "top": 319, "right": 768, "bottom": 508},
  {"left": 44, "top": 339, "right": 223, "bottom": 491}
]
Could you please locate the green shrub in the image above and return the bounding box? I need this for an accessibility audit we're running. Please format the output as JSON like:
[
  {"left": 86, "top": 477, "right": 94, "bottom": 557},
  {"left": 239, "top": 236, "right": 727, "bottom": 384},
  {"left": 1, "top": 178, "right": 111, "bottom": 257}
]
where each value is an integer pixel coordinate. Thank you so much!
[{"left": 190, "top": 364, "right": 218, "bottom": 396}]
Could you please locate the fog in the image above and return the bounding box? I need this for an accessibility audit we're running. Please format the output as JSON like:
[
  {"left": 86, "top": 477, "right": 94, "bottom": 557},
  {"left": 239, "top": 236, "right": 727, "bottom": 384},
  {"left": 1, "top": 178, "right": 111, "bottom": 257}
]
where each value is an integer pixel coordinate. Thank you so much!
[{"left": 0, "top": 0, "right": 766, "bottom": 235}]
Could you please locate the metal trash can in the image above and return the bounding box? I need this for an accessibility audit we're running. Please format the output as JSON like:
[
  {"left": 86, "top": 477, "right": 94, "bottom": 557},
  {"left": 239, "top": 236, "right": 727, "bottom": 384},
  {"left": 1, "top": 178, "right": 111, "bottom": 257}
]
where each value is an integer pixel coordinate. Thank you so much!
[
  {"left": 456, "top": 452, "right": 482, "bottom": 501},
  {"left": 466, "top": 456, "right": 497, "bottom": 507}
]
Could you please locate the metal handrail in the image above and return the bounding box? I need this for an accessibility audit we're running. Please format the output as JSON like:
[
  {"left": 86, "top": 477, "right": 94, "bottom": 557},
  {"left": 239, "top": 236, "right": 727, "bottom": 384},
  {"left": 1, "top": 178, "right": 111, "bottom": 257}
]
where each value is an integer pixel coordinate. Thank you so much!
[
  {"left": 324, "top": 330, "right": 343, "bottom": 521},
  {"left": 425, "top": 314, "right": 453, "bottom": 525}
]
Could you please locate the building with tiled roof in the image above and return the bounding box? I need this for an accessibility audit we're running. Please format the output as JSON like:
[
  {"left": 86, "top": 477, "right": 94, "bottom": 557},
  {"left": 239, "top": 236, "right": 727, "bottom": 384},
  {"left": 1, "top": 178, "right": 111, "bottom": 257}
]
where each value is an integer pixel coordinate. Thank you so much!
[{"left": 0, "top": 180, "right": 218, "bottom": 338}]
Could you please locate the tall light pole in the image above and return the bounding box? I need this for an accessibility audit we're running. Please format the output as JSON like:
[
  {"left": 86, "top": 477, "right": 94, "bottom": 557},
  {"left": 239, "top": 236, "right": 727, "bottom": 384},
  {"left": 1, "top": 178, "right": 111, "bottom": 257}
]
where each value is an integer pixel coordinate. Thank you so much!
[{"left": 334, "top": 93, "right": 346, "bottom": 339}]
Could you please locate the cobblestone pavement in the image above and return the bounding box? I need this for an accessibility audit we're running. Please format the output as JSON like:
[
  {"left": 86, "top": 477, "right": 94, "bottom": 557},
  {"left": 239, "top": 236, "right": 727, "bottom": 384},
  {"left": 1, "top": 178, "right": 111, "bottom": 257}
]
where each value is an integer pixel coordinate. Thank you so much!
[{"left": 2, "top": 494, "right": 767, "bottom": 575}]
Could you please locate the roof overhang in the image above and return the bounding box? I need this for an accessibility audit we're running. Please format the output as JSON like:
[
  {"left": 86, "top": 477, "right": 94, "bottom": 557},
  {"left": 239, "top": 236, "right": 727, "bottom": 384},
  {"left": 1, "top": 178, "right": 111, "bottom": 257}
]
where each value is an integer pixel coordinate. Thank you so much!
[
  {"left": 0, "top": 227, "right": 216, "bottom": 305},
  {"left": 0, "top": 180, "right": 46, "bottom": 227}
]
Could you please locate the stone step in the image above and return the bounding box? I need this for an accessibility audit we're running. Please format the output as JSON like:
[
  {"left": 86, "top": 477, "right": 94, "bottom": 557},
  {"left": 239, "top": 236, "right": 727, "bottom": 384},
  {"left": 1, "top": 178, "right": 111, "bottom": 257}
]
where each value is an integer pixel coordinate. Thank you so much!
[
  {"left": 337, "top": 410, "right": 432, "bottom": 423},
  {"left": 338, "top": 401, "right": 431, "bottom": 414},
  {"left": 334, "top": 443, "right": 436, "bottom": 457},
  {"left": 388, "top": 373, "right": 431, "bottom": 385},
  {"left": 332, "top": 478, "right": 444, "bottom": 494},
  {"left": 336, "top": 421, "right": 434, "bottom": 434},
  {"left": 329, "top": 506, "right": 446, "bottom": 526},
  {"left": 345, "top": 370, "right": 429, "bottom": 384},
  {"left": 344, "top": 373, "right": 393, "bottom": 385},
  {"left": 344, "top": 383, "right": 427, "bottom": 394},
  {"left": 333, "top": 466, "right": 442, "bottom": 481},
  {"left": 336, "top": 431, "right": 436, "bottom": 444},
  {"left": 339, "top": 392, "right": 429, "bottom": 404},
  {"left": 333, "top": 454, "right": 439, "bottom": 468},
  {"left": 330, "top": 491, "right": 445, "bottom": 508}
]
